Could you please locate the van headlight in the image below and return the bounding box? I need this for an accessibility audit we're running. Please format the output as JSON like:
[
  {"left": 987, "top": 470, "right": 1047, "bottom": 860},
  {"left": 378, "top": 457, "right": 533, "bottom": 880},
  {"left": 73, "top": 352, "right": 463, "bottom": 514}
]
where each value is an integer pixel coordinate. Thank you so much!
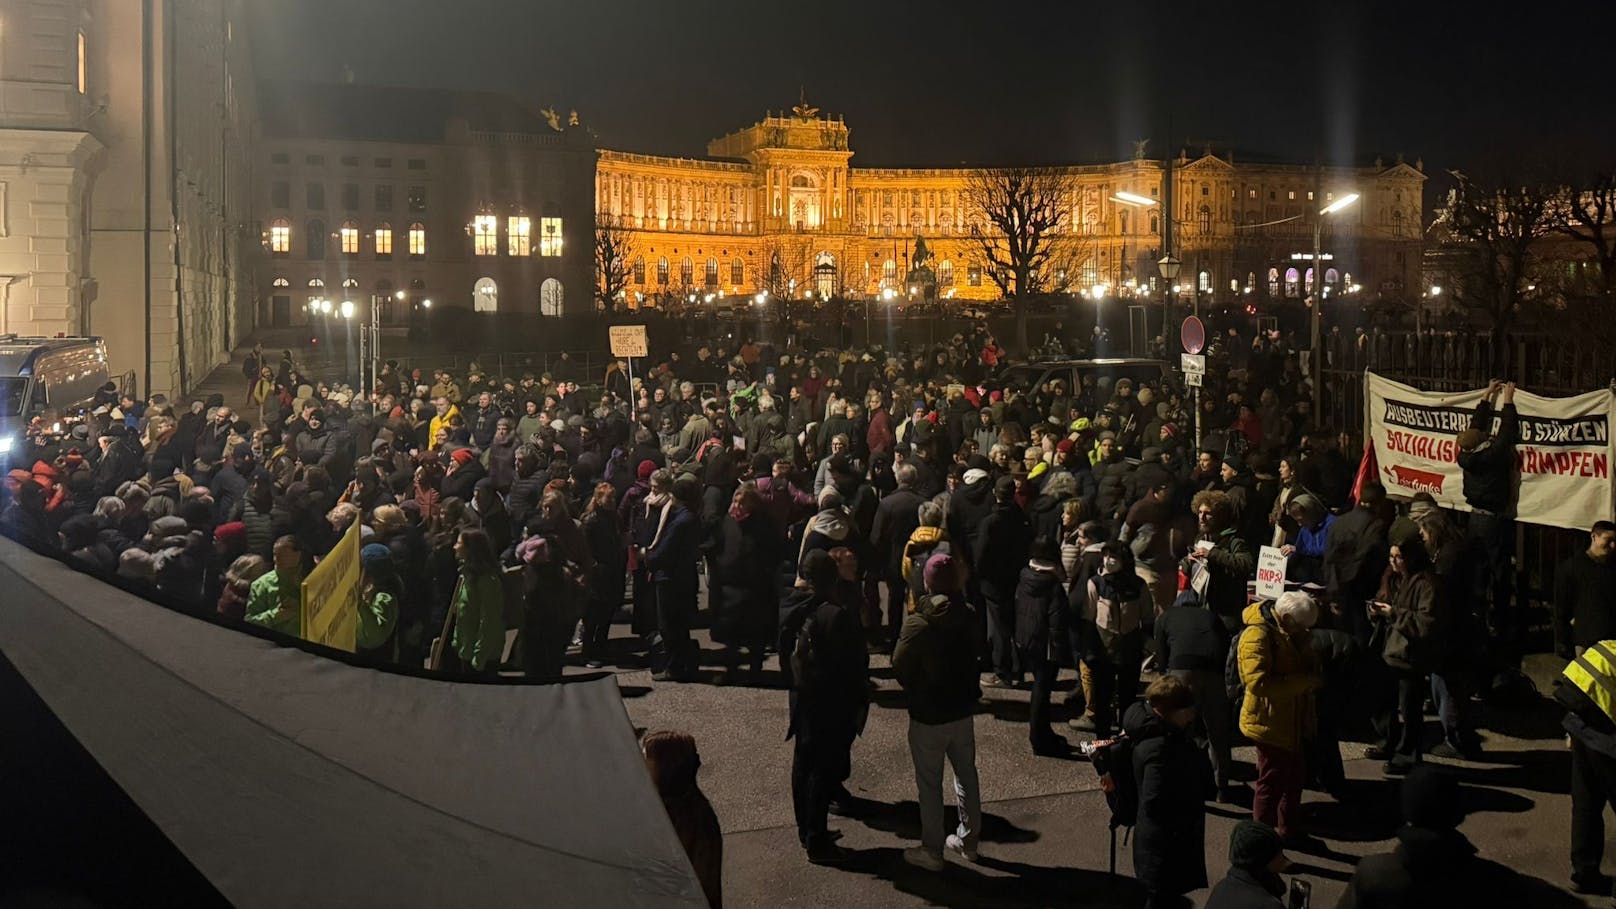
[{"left": 0, "top": 435, "right": 13, "bottom": 454}]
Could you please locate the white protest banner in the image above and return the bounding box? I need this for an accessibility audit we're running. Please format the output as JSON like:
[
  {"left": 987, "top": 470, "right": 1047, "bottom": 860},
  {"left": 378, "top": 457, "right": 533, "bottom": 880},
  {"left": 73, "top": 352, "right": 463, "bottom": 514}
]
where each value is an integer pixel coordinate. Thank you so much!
[
  {"left": 608, "top": 325, "right": 648, "bottom": 358},
  {"left": 1256, "top": 546, "right": 1287, "bottom": 600},
  {"left": 1365, "top": 371, "right": 1616, "bottom": 530}
]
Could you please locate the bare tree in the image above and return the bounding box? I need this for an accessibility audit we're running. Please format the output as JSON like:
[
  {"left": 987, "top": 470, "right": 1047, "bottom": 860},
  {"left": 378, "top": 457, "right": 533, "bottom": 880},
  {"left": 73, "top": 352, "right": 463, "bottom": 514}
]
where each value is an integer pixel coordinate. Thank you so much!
[
  {"left": 757, "top": 234, "right": 814, "bottom": 298},
  {"left": 1547, "top": 172, "right": 1616, "bottom": 299},
  {"left": 594, "top": 224, "right": 635, "bottom": 313},
  {"left": 1438, "top": 169, "right": 1552, "bottom": 368},
  {"left": 961, "top": 167, "right": 1084, "bottom": 352}
]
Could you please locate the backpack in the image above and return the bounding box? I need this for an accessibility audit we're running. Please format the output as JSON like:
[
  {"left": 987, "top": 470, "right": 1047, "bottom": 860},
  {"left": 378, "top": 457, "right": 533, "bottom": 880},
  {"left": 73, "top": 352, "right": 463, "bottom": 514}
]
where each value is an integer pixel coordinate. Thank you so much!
[
  {"left": 905, "top": 540, "right": 951, "bottom": 605},
  {"left": 1086, "top": 732, "right": 1137, "bottom": 829}
]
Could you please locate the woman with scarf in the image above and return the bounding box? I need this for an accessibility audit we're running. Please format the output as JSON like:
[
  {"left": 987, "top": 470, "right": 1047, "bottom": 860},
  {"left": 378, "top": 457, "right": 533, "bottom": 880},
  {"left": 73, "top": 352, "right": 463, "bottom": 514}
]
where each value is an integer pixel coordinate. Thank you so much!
[
  {"left": 518, "top": 489, "right": 593, "bottom": 679},
  {"left": 799, "top": 486, "right": 852, "bottom": 568},
  {"left": 1077, "top": 541, "right": 1150, "bottom": 738},
  {"left": 631, "top": 468, "right": 675, "bottom": 652},
  {"left": 580, "top": 482, "right": 627, "bottom": 668},
  {"left": 644, "top": 474, "right": 704, "bottom": 682},
  {"left": 710, "top": 482, "right": 782, "bottom": 683}
]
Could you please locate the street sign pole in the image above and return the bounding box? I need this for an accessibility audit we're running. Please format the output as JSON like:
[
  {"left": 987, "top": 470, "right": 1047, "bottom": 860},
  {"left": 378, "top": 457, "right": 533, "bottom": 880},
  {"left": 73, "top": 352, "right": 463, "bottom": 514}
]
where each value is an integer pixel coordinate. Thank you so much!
[{"left": 1181, "top": 319, "right": 1206, "bottom": 453}]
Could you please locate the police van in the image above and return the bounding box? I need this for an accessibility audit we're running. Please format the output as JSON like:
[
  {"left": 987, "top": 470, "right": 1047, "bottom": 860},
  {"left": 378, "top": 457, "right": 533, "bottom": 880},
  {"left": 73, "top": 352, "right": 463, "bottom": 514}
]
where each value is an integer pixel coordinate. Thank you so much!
[{"left": 0, "top": 335, "right": 120, "bottom": 465}]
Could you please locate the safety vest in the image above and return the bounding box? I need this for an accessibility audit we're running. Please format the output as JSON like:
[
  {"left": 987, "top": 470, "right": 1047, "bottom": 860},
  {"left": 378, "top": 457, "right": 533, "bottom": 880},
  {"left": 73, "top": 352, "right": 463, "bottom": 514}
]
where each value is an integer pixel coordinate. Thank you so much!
[{"left": 1563, "top": 641, "right": 1616, "bottom": 722}]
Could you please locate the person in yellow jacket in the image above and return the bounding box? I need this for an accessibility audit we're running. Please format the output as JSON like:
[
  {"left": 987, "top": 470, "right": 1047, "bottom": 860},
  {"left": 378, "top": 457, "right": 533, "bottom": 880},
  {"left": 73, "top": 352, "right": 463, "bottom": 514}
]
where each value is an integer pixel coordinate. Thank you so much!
[
  {"left": 1237, "top": 591, "right": 1320, "bottom": 842},
  {"left": 900, "top": 502, "right": 955, "bottom": 615},
  {"left": 427, "top": 396, "right": 461, "bottom": 446},
  {"left": 445, "top": 527, "right": 506, "bottom": 677}
]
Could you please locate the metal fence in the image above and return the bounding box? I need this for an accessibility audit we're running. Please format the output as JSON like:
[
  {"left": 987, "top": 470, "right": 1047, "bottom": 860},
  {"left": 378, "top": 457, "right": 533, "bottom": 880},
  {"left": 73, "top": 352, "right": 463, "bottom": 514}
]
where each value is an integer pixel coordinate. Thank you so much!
[{"left": 1322, "top": 329, "right": 1616, "bottom": 630}]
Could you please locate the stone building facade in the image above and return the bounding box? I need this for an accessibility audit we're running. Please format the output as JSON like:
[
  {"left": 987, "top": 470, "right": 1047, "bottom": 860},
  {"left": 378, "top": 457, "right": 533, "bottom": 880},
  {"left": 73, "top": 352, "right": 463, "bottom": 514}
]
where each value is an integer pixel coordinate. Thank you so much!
[
  {"left": 0, "top": 0, "right": 256, "bottom": 398},
  {"left": 253, "top": 83, "right": 596, "bottom": 329},
  {"left": 596, "top": 103, "right": 1426, "bottom": 309}
]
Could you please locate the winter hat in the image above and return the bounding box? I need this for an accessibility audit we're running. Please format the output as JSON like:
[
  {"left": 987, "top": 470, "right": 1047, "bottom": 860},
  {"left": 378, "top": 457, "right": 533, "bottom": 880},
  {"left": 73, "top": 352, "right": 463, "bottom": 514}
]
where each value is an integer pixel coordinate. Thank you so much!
[
  {"left": 1160, "top": 422, "right": 1179, "bottom": 440},
  {"left": 1055, "top": 438, "right": 1075, "bottom": 454},
  {"left": 637, "top": 459, "right": 657, "bottom": 481},
  {"left": 360, "top": 543, "right": 395, "bottom": 577},
  {"left": 1098, "top": 430, "right": 1116, "bottom": 442},
  {"left": 993, "top": 474, "right": 1017, "bottom": 499},
  {"left": 214, "top": 522, "right": 246, "bottom": 545},
  {"left": 1402, "top": 765, "right": 1463, "bottom": 830},
  {"left": 923, "top": 552, "right": 961, "bottom": 595},
  {"left": 1222, "top": 453, "right": 1245, "bottom": 473},
  {"left": 966, "top": 453, "right": 992, "bottom": 472},
  {"left": 449, "top": 448, "right": 475, "bottom": 466},
  {"left": 1141, "top": 446, "right": 1162, "bottom": 462},
  {"left": 1228, "top": 820, "right": 1286, "bottom": 870}
]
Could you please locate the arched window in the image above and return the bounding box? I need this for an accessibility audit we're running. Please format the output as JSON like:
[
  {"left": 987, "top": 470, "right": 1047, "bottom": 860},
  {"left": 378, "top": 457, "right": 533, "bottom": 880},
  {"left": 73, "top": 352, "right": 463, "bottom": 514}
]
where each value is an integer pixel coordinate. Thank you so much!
[
  {"left": 1197, "top": 269, "right": 1211, "bottom": 292},
  {"left": 539, "top": 278, "right": 564, "bottom": 317},
  {"left": 1324, "top": 267, "right": 1340, "bottom": 293},
  {"left": 408, "top": 222, "right": 426, "bottom": 257},
  {"left": 342, "top": 277, "right": 359, "bottom": 289},
  {"left": 883, "top": 259, "right": 897, "bottom": 284},
  {"left": 1391, "top": 209, "right": 1405, "bottom": 237},
  {"left": 339, "top": 220, "right": 360, "bottom": 256},
  {"left": 632, "top": 256, "right": 645, "bottom": 284},
  {"left": 704, "top": 257, "right": 718, "bottom": 287},
  {"left": 271, "top": 277, "right": 290, "bottom": 288},
  {"left": 680, "top": 256, "right": 693, "bottom": 286},
  {"left": 938, "top": 260, "right": 954, "bottom": 286},
  {"left": 730, "top": 259, "right": 744, "bottom": 286},
  {"left": 308, "top": 278, "right": 325, "bottom": 288},
  {"left": 306, "top": 219, "right": 325, "bottom": 259},
  {"left": 1198, "top": 205, "right": 1211, "bottom": 234},
  {"left": 657, "top": 257, "right": 669, "bottom": 285},
  {"left": 1284, "top": 267, "right": 1300, "bottom": 298},
  {"left": 374, "top": 222, "right": 392, "bottom": 257},
  {"left": 813, "top": 251, "right": 836, "bottom": 298},
  {"left": 1119, "top": 209, "right": 1130, "bottom": 235},
  {"left": 1268, "top": 267, "right": 1280, "bottom": 297},
  {"left": 1304, "top": 267, "right": 1315, "bottom": 296},
  {"left": 473, "top": 277, "right": 498, "bottom": 312},
  {"left": 269, "top": 219, "right": 291, "bottom": 255},
  {"left": 1149, "top": 212, "right": 1159, "bottom": 234}
]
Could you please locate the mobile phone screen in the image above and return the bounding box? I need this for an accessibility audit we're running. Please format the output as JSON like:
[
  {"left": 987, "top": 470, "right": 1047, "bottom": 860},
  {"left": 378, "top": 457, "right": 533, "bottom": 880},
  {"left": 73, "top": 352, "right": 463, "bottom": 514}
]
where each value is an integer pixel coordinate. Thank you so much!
[{"left": 1288, "top": 878, "right": 1312, "bottom": 909}]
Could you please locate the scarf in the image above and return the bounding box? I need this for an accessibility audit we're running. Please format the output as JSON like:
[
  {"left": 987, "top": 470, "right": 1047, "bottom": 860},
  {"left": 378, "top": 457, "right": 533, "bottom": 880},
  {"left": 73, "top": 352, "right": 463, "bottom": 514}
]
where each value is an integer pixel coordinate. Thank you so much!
[
  {"left": 644, "top": 491, "right": 675, "bottom": 553},
  {"left": 901, "top": 525, "right": 947, "bottom": 594}
]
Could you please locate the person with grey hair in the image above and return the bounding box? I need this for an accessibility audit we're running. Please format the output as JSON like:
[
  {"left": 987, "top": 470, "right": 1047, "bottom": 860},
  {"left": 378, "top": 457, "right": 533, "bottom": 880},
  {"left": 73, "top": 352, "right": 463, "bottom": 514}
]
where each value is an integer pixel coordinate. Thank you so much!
[
  {"left": 1237, "top": 589, "right": 1321, "bottom": 843},
  {"left": 902, "top": 501, "right": 954, "bottom": 615},
  {"left": 872, "top": 461, "right": 928, "bottom": 646},
  {"left": 812, "top": 433, "right": 851, "bottom": 499}
]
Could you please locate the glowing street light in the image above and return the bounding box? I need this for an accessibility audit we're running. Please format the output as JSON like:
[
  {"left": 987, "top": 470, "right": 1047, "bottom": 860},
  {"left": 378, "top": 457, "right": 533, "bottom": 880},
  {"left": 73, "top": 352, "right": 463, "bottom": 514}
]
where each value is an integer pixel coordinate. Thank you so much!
[
  {"left": 394, "top": 290, "right": 405, "bottom": 301},
  {"left": 1319, "top": 192, "right": 1360, "bottom": 216},
  {"left": 1111, "top": 190, "right": 1157, "bottom": 207},
  {"left": 421, "top": 298, "right": 432, "bottom": 309},
  {"left": 1429, "top": 285, "right": 1443, "bottom": 297},
  {"left": 319, "top": 299, "right": 332, "bottom": 314},
  {"left": 340, "top": 299, "right": 356, "bottom": 319}
]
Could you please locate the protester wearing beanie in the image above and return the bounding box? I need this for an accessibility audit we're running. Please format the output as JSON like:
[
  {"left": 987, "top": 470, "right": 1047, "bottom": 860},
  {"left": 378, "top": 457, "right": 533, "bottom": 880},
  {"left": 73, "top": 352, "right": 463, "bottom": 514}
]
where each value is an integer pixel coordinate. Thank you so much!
[
  {"left": 1205, "top": 820, "right": 1289, "bottom": 909},
  {"left": 357, "top": 542, "right": 400, "bottom": 660},
  {"left": 893, "top": 551, "right": 983, "bottom": 871}
]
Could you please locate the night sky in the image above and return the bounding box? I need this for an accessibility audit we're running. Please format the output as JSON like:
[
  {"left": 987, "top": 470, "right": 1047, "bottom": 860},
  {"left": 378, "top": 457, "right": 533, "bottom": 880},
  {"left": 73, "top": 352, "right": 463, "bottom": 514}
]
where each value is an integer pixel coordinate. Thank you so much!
[{"left": 253, "top": 0, "right": 1614, "bottom": 188}]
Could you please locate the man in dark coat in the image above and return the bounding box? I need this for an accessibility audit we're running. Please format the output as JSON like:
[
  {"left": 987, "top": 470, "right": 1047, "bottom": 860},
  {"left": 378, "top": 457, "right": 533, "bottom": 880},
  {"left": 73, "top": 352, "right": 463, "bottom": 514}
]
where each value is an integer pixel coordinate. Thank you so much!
[
  {"left": 975, "top": 474, "right": 1032, "bottom": 687},
  {"left": 646, "top": 474, "right": 705, "bottom": 681},
  {"left": 210, "top": 443, "right": 252, "bottom": 525},
  {"left": 870, "top": 462, "right": 927, "bottom": 645},
  {"left": 1554, "top": 521, "right": 1616, "bottom": 660},
  {"left": 1126, "top": 674, "right": 1212, "bottom": 907},
  {"left": 778, "top": 549, "right": 869, "bottom": 865},
  {"left": 1324, "top": 482, "right": 1389, "bottom": 645},
  {"left": 1014, "top": 537, "right": 1069, "bottom": 756},
  {"left": 946, "top": 456, "right": 996, "bottom": 662},
  {"left": 1205, "top": 820, "right": 1290, "bottom": 909},
  {"left": 1336, "top": 765, "right": 1525, "bottom": 907}
]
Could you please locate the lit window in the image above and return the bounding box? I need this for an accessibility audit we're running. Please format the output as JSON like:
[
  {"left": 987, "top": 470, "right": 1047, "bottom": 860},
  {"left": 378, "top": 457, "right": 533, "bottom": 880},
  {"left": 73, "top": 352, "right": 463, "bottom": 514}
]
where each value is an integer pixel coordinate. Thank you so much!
[
  {"left": 1248, "top": 188, "right": 1257, "bottom": 199},
  {"left": 77, "top": 31, "right": 86, "bottom": 94},
  {"left": 474, "top": 277, "right": 498, "bottom": 312},
  {"left": 1307, "top": 191, "right": 1315, "bottom": 201},
  {"left": 883, "top": 259, "right": 897, "bottom": 283},
  {"left": 473, "top": 215, "right": 498, "bottom": 256},
  {"left": 657, "top": 257, "right": 669, "bottom": 285},
  {"left": 507, "top": 216, "right": 531, "bottom": 256},
  {"left": 704, "top": 258, "right": 718, "bottom": 286},
  {"left": 272, "top": 277, "right": 290, "bottom": 288},
  {"left": 1287, "top": 190, "right": 1296, "bottom": 201},
  {"left": 632, "top": 257, "right": 645, "bottom": 284},
  {"left": 1268, "top": 268, "right": 1280, "bottom": 297},
  {"left": 374, "top": 224, "right": 392, "bottom": 257},
  {"left": 967, "top": 266, "right": 982, "bottom": 287},
  {"left": 1284, "top": 267, "right": 1300, "bottom": 298},
  {"left": 539, "top": 217, "right": 563, "bottom": 256},
  {"left": 680, "top": 257, "right": 693, "bottom": 286},
  {"left": 938, "top": 260, "right": 954, "bottom": 286},
  {"left": 540, "top": 278, "right": 564, "bottom": 316},
  {"left": 1198, "top": 270, "right": 1211, "bottom": 292},
  {"left": 1198, "top": 205, "right": 1211, "bottom": 234},
  {"left": 408, "top": 222, "right": 426, "bottom": 257},
  {"left": 731, "top": 259, "right": 743, "bottom": 285},
  {"left": 269, "top": 219, "right": 291, "bottom": 255},
  {"left": 340, "top": 220, "right": 360, "bottom": 255}
]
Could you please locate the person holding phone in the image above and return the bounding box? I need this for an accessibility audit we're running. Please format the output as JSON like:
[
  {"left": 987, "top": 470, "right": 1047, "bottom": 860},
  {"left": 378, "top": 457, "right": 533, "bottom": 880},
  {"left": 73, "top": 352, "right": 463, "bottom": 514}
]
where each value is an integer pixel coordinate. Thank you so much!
[{"left": 1373, "top": 532, "right": 1447, "bottom": 776}]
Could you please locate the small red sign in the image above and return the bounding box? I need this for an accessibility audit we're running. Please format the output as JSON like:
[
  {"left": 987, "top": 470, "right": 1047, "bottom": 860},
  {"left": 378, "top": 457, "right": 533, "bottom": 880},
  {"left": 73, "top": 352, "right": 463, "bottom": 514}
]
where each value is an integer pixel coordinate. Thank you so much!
[{"left": 1181, "top": 316, "right": 1205, "bottom": 355}]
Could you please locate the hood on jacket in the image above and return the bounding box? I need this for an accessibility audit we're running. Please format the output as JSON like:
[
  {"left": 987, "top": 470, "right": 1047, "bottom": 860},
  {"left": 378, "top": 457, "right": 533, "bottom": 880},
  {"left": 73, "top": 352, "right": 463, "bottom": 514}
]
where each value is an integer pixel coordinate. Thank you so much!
[
  {"left": 1121, "top": 699, "right": 1165, "bottom": 741},
  {"left": 807, "top": 507, "right": 850, "bottom": 541},
  {"left": 1241, "top": 600, "right": 1274, "bottom": 629},
  {"left": 915, "top": 591, "right": 966, "bottom": 623}
]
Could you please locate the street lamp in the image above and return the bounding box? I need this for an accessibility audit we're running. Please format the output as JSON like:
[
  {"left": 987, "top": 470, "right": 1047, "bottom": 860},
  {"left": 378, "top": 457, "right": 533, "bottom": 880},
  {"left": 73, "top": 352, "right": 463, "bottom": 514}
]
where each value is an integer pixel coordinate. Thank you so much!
[
  {"left": 1308, "top": 191, "right": 1359, "bottom": 420},
  {"left": 340, "top": 299, "right": 355, "bottom": 320}
]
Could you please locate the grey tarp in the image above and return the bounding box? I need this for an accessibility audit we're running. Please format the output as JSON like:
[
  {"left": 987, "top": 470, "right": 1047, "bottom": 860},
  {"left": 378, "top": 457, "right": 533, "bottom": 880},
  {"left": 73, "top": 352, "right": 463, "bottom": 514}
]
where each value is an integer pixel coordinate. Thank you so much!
[{"left": 0, "top": 537, "right": 708, "bottom": 908}]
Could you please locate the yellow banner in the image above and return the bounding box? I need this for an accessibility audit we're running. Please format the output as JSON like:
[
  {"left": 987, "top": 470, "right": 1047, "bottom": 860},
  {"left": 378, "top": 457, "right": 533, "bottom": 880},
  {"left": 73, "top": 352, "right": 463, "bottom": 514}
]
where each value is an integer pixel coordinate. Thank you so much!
[{"left": 301, "top": 519, "right": 360, "bottom": 652}]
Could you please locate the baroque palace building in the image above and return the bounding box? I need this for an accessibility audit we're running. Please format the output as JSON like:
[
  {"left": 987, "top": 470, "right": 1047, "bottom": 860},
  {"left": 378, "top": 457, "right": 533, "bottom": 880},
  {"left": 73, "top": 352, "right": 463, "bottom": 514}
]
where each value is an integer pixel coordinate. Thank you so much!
[{"left": 596, "top": 100, "right": 1426, "bottom": 309}]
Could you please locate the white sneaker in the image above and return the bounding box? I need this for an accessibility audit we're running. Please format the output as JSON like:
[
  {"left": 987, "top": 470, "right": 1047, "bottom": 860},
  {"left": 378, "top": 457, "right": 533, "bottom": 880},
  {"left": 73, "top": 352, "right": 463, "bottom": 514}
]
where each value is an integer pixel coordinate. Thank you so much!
[
  {"left": 946, "top": 834, "right": 979, "bottom": 862},
  {"left": 903, "top": 847, "right": 946, "bottom": 871}
]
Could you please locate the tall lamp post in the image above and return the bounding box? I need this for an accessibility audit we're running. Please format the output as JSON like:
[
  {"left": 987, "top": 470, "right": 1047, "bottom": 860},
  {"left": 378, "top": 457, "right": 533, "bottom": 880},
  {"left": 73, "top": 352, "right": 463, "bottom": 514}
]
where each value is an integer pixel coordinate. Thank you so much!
[
  {"left": 1157, "top": 254, "right": 1181, "bottom": 337},
  {"left": 1310, "top": 191, "right": 1360, "bottom": 421}
]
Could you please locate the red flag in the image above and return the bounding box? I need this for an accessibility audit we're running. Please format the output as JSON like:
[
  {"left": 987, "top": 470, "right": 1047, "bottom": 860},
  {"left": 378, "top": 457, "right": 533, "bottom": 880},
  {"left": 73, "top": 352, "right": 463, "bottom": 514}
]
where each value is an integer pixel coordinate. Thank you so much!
[{"left": 1349, "top": 440, "right": 1378, "bottom": 507}]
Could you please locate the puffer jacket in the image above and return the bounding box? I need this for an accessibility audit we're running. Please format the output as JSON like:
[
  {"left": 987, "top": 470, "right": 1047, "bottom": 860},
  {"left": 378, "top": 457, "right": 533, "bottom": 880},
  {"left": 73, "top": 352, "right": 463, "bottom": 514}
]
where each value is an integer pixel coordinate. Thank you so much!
[
  {"left": 1236, "top": 601, "right": 1320, "bottom": 752},
  {"left": 891, "top": 592, "right": 982, "bottom": 725}
]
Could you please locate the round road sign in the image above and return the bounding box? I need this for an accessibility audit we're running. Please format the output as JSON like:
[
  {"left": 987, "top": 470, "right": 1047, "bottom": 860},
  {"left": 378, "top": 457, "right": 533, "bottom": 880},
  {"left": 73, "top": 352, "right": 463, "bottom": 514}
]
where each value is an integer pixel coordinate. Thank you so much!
[{"left": 1181, "top": 316, "right": 1205, "bottom": 355}]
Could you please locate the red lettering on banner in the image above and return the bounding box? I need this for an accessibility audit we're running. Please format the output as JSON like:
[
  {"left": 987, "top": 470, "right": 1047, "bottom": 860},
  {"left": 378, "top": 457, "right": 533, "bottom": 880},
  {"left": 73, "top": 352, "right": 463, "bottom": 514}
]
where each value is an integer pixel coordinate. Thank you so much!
[
  {"left": 1383, "top": 463, "right": 1446, "bottom": 495},
  {"left": 1383, "top": 430, "right": 1457, "bottom": 463},
  {"left": 1516, "top": 449, "right": 1610, "bottom": 479}
]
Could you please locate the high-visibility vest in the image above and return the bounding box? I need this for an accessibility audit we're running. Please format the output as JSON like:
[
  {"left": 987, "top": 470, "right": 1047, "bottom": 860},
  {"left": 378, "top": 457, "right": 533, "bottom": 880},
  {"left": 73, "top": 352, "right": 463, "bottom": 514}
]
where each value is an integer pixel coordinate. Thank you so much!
[{"left": 1563, "top": 641, "right": 1616, "bottom": 722}]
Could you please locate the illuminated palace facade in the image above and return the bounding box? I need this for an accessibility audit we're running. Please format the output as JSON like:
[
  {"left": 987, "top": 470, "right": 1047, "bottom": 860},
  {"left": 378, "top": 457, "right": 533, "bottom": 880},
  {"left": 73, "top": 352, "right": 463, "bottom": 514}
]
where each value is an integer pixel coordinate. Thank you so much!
[{"left": 596, "top": 103, "right": 1426, "bottom": 307}]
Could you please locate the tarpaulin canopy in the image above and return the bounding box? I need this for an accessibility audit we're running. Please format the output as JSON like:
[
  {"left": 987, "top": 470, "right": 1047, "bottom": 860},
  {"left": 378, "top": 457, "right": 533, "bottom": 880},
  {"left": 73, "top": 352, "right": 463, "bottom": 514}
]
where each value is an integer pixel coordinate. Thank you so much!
[{"left": 0, "top": 537, "right": 708, "bottom": 908}]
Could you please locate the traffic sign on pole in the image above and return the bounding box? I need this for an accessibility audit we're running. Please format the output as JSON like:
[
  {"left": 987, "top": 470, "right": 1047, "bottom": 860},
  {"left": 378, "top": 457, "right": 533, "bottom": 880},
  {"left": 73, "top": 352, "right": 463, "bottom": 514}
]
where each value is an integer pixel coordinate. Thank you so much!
[
  {"left": 1180, "top": 353, "right": 1206, "bottom": 375},
  {"left": 1181, "top": 316, "right": 1205, "bottom": 355}
]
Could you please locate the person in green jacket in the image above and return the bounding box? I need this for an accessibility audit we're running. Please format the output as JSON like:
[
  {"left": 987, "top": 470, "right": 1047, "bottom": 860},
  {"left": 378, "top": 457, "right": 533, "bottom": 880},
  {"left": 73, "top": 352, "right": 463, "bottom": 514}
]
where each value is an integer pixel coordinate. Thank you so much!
[
  {"left": 357, "top": 543, "right": 400, "bottom": 661},
  {"left": 447, "top": 527, "right": 506, "bottom": 677},
  {"left": 244, "top": 535, "right": 307, "bottom": 637}
]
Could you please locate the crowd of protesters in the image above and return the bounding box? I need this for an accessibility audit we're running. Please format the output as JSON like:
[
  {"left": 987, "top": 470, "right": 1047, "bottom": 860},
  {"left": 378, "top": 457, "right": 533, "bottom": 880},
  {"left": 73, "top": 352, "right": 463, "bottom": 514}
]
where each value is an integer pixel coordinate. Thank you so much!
[{"left": 0, "top": 322, "right": 1593, "bottom": 903}]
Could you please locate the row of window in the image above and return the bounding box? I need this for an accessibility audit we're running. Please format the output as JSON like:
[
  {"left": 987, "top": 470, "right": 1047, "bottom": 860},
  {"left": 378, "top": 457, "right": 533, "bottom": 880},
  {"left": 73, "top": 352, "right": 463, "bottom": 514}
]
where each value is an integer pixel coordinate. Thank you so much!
[
  {"left": 623, "top": 255, "right": 987, "bottom": 290},
  {"left": 471, "top": 215, "right": 564, "bottom": 257},
  {"left": 272, "top": 181, "right": 428, "bottom": 213},
  {"left": 271, "top": 275, "right": 565, "bottom": 317},
  {"left": 270, "top": 152, "right": 428, "bottom": 170},
  {"left": 269, "top": 219, "right": 426, "bottom": 258}
]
